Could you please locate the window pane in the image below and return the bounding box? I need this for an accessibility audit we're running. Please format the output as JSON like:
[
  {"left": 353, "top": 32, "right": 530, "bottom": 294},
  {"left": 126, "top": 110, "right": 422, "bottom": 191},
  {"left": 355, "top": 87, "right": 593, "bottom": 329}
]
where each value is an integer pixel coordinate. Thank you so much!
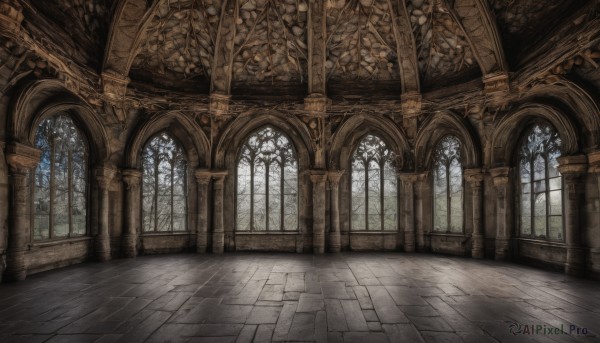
[
  {"left": 518, "top": 123, "right": 563, "bottom": 241},
  {"left": 142, "top": 133, "right": 187, "bottom": 232},
  {"left": 548, "top": 216, "right": 563, "bottom": 240},
  {"left": 433, "top": 136, "right": 462, "bottom": 232},
  {"left": 33, "top": 115, "right": 88, "bottom": 240},
  {"left": 237, "top": 127, "right": 298, "bottom": 232},
  {"left": 351, "top": 135, "right": 397, "bottom": 231},
  {"left": 351, "top": 166, "right": 366, "bottom": 230}
]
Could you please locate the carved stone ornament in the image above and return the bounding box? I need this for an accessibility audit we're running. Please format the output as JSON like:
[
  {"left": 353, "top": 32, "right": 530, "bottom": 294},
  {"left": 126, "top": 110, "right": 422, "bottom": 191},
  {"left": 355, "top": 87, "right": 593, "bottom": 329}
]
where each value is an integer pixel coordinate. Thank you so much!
[
  {"left": 0, "top": 0, "right": 23, "bottom": 35},
  {"left": 304, "top": 94, "right": 327, "bottom": 115},
  {"left": 557, "top": 155, "right": 588, "bottom": 176},
  {"left": 464, "top": 168, "right": 485, "bottom": 184},
  {"left": 210, "top": 93, "right": 231, "bottom": 117},
  {"left": 490, "top": 167, "right": 510, "bottom": 188},
  {"left": 483, "top": 72, "right": 510, "bottom": 107},
  {"left": 6, "top": 142, "right": 41, "bottom": 170},
  {"left": 101, "top": 70, "right": 130, "bottom": 101},
  {"left": 401, "top": 92, "right": 422, "bottom": 117}
]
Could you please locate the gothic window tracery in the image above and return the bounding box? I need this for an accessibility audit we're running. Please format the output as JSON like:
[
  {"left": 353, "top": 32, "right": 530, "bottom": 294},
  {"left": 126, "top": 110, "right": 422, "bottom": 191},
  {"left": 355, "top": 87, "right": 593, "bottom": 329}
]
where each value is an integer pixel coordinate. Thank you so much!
[
  {"left": 351, "top": 135, "right": 398, "bottom": 231},
  {"left": 517, "top": 123, "right": 563, "bottom": 240},
  {"left": 33, "top": 114, "right": 88, "bottom": 240},
  {"left": 142, "top": 133, "right": 187, "bottom": 232},
  {"left": 236, "top": 126, "right": 299, "bottom": 232},
  {"left": 433, "top": 136, "right": 463, "bottom": 233}
]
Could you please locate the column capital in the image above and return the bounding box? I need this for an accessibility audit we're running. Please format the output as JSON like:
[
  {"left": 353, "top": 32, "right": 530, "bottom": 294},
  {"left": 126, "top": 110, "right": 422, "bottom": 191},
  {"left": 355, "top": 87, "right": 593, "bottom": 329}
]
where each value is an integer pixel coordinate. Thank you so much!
[
  {"left": 210, "top": 92, "right": 231, "bottom": 116},
  {"left": 95, "top": 166, "right": 117, "bottom": 189},
  {"left": 397, "top": 172, "right": 420, "bottom": 184},
  {"left": 304, "top": 94, "right": 328, "bottom": 115},
  {"left": 101, "top": 70, "right": 130, "bottom": 102},
  {"left": 588, "top": 150, "right": 600, "bottom": 174},
  {"left": 490, "top": 167, "right": 510, "bottom": 188},
  {"left": 327, "top": 170, "right": 344, "bottom": 184},
  {"left": 6, "top": 142, "right": 41, "bottom": 171},
  {"left": 310, "top": 170, "right": 328, "bottom": 184},
  {"left": 464, "top": 168, "right": 485, "bottom": 184},
  {"left": 483, "top": 71, "right": 510, "bottom": 108},
  {"left": 195, "top": 169, "right": 213, "bottom": 185},
  {"left": 557, "top": 155, "right": 587, "bottom": 178},
  {"left": 211, "top": 170, "right": 228, "bottom": 186},
  {"left": 122, "top": 169, "right": 142, "bottom": 190}
]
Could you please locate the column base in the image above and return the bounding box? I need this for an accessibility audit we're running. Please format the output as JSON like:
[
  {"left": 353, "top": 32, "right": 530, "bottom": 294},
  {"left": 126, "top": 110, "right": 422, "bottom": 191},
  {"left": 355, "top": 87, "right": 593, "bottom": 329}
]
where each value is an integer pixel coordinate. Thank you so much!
[
  {"left": 472, "top": 234, "right": 485, "bottom": 259},
  {"left": 122, "top": 234, "right": 137, "bottom": 258},
  {"left": 565, "top": 247, "right": 586, "bottom": 277},
  {"left": 329, "top": 232, "right": 341, "bottom": 253},
  {"left": 212, "top": 232, "right": 224, "bottom": 254},
  {"left": 95, "top": 236, "right": 111, "bottom": 262},
  {"left": 5, "top": 250, "right": 26, "bottom": 281},
  {"left": 495, "top": 238, "right": 510, "bottom": 261},
  {"left": 197, "top": 245, "right": 207, "bottom": 254},
  {"left": 404, "top": 232, "right": 415, "bottom": 253},
  {"left": 314, "top": 233, "right": 325, "bottom": 254}
]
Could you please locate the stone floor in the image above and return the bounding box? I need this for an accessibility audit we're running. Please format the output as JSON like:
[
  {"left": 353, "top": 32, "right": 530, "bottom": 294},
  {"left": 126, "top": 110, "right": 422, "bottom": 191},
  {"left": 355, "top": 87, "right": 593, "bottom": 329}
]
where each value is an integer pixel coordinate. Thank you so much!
[{"left": 1, "top": 253, "right": 599, "bottom": 343}]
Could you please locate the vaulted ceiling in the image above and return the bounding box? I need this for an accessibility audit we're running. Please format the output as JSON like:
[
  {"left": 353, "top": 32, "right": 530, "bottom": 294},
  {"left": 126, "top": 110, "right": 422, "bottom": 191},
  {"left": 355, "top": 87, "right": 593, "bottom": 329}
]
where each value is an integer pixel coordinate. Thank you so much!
[{"left": 27, "top": 0, "right": 590, "bottom": 96}]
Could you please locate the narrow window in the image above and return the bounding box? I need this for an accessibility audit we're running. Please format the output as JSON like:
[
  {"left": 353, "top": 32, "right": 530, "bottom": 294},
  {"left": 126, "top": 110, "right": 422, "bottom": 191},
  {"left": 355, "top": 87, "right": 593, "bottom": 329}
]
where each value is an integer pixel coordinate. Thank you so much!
[
  {"left": 142, "top": 133, "right": 187, "bottom": 232},
  {"left": 518, "top": 124, "right": 563, "bottom": 240},
  {"left": 351, "top": 135, "right": 397, "bottom": 231},
  {"left": 237, "top": 127, "right": 298, "bottom": 231},
  {"left": 433, "top": 136, "right": 463, "bottom": 233},
  {"left": 33, "top": 114, "right": 88, "bottom": 240}
]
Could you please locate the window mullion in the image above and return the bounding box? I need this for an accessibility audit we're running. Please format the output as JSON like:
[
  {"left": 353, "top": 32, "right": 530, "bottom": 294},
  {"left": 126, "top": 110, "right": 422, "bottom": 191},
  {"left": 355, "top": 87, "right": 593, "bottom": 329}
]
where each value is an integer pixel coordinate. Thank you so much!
[
  {"left": 380, "top": 161, "right": 384, "bottom": 231},
  {"left": 68, "top": 145, "right": 73, "bottom": 237},
  {"left": 250, "top": 156, "right": 255, "bottom": 232},
  {"left": 446, "top": 161, "right": 451, "bottom": 232},
  {"left": 49, "top": 135, "right": 55, "bottom": 239},
  {"left": 364, "top": 161, "right": 369, "bottom": 231},
  {"left": 265, "top": 161, "right": 270, "bottom": 232},
  {"left": 280, "top": 159, "right": 284, "bottom": 231}
]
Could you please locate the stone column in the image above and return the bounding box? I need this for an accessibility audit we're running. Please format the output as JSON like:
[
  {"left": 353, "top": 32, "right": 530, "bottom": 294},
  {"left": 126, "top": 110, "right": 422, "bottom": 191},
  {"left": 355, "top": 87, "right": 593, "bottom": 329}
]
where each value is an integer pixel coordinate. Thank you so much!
[
  {"left": 212, "top": 171, "right": 227, "bottom": 254},
  {"left": 558, "top": 155, "right": 588, "bottom": 277},
  {"left": 590, "top": 150, "right": 600, "bottom": 225},
  {"left": 95, "top": 166, "right": 116, "bottom": 262},
  {"left": 328, "top": 170, "right": 344, "bottom": 253},
  {"left": 414, "top": 173, "right": 427, "bottom": 252},
  {"left": 195, "top": 169, "right": 212, "bottom": 253},
  {"left": 121, "top": 169, "right": 141, "bottom": 258},
  {"left": 310, "top": 170, "right": 327, "bottom": 254},
  {"left": 490, "top": 167, "right": 511, "bottom": 261},
  {"left": 5, "top": 143, "right": 40, "bottom": 281},
  {"left": 464, "top": 169, "right": 485, "bottom": 259},
  {"left": 399, "top": 173, "right": 418, "bottom": 253}
]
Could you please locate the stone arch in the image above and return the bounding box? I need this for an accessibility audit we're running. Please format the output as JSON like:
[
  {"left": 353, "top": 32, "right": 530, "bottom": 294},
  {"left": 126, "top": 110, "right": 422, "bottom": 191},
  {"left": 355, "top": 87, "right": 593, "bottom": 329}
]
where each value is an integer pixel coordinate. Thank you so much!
[
  {"left": 520, "top": 78, "right": 600, "bottom": 150},
  {"left": 8, "top": 79, "right": 111, "bottom": 162},
  {"left": 415, "top": 111, "right": 481, "bottom": 171},
  {"left": 216, "top": 111, "right": 314, "bottom": 169},
  {"left": 330, "top": 114, "right": 411, "bottom": 171},
  {"left": 125, "top": 111, "right": 210, "bottom": 169},
  {"left": 490, "top": 104, "right": 580, "bottom": 167}
]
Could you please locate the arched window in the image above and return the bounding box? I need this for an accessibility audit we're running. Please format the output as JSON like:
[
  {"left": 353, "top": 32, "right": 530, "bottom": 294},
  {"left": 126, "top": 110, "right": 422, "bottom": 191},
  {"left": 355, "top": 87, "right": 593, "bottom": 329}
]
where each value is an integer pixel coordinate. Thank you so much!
[
  {"left": 237, "top": 126, "right": 298, "bottom": 231},
  {"left": 433, "top": 136, "right": 463, "bottom": 233},
  {"left": 33, "top": 114, "right": 88, "bottom": 240},
  {"left": 351, "top": 135, "right": 397, "bottom": 231},
  {"left": 518, "top": 123, "right": 563, "bottom": 240},
  {"left": 142, "top": 133, "right": 187, "bottom": 232}
]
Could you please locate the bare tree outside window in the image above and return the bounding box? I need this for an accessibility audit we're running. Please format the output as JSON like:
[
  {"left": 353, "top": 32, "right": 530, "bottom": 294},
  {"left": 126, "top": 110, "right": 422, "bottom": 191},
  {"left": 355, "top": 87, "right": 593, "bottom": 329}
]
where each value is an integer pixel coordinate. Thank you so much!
[
  {"left": 237, "top": 126, "right": 298, "bottom": 232},
  {"left": 351, "top": 135, "right": 397, "bottom": 231},
  {"left": 518, "top": 124, "right": 563, "bottom": 241},
  {"left": 433, "top": 136, "right": 463, "bottom": 233},
  {"left": 33, "top": 114, "right": 88, "bottom": 240},
  {"left": 142, "top": 133, "right": 187, "bottom": 232}
]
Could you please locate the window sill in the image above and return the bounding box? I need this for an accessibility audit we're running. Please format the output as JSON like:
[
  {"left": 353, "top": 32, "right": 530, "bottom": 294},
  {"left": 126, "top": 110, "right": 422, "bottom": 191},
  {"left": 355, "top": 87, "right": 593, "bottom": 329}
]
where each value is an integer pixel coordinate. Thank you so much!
[
  {"left": 515, "top": 237, "right": 565, "bottom": 247},
  {"left": 235, "top": 231, "right": 300, "bottom": 235},
  {"left": 141, "top": 231, "right": 192, "bottom": 237},
  {"left": 428, "top": 232, "right": 467, "bottom": 237},
  {"left": 30, "top": 236, "right": 92, "bottom": 248},
  {"left": 349, "top": 231, "right": 398, "bottom": 235}
]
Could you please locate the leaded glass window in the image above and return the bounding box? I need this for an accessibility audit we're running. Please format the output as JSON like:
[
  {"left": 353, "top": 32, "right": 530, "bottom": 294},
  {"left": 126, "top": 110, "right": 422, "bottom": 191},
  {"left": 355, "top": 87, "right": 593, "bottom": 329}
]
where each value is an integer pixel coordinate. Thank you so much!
[
  {"left": 518, "top": 123, "right": 563, "bottom": 240},
  {"left": 33, "top": 114, "right": 88, "bottom": 240},
  {"left": 237, "top": 126, "right": 298, "bottom": 231},
  {"left": 351, "top": 135, "right": 398, "bottom": 231},
  {"left": 433, "top": 136, "right": 463, "bottom": 233},
  {"left": 142, "top": 133, "right": 187, "bottom": 232}
]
